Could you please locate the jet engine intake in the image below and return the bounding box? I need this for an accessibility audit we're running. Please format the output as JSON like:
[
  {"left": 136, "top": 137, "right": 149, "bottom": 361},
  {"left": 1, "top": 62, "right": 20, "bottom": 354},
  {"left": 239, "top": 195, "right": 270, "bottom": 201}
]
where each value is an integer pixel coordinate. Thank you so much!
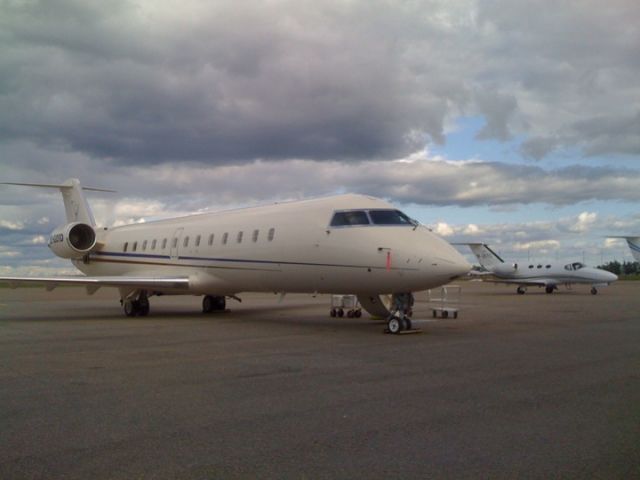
[{"left": 48, "top": 222, "right": 97, "bottom": 259}]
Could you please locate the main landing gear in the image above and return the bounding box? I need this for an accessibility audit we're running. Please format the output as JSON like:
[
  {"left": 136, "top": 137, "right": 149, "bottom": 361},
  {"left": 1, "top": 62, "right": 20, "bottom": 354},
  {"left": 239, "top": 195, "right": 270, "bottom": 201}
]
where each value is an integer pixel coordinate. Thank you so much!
[
  {"left": 202, "top": 295, "right": 226, "bottom": 313},
  {"left": 590, "top": 287, "right": 598, "bottom": 295},
  {"left": 123, "top": 291, "right": 150, "bottom": 317},
  {"left": 517, "top": 286, "right": 526, "bottom": 295},
  {"left": 386, "top": 292, "right": 415, "bottom": 334},
  {"left": 545, "top": 285, "right": 556, "bottom": 294}
]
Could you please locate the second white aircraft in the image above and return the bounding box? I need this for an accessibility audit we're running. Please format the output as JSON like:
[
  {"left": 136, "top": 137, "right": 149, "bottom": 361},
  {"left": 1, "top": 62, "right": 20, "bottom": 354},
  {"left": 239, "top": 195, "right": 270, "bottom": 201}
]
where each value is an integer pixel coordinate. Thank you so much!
[{"left": 459, "top": 243, "right": 617, "bottom": 295}]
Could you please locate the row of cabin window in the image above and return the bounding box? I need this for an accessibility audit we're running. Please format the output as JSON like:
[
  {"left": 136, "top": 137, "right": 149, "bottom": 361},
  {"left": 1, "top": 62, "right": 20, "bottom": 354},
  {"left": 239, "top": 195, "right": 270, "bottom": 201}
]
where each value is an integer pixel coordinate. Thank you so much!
[{"left": 122, "top": 228, "right": 276, "bottom": 253}]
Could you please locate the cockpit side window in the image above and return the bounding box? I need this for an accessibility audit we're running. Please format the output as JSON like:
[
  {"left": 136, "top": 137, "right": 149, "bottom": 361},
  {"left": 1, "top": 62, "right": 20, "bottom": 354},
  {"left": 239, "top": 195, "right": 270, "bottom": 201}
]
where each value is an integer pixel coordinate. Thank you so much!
[
  {"left": 572, "top": 262, "right": 584, "bottom": 270},
  {"left": 330, "top": 210, "right": 370, "bottom": 227},
  {"left": 369, "top": 209, "right": 414, "bottom": 225}
]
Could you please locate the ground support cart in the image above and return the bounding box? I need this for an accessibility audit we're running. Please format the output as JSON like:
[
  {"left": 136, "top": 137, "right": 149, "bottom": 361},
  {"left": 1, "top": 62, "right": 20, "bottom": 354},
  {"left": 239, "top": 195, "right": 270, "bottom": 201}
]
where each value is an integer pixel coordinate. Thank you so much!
[
  {"left": 428, "top": 285, "right": 461, "bottom": 319},
  {"left": 330, "top": 295, "right": 362, "bottom": 318}
]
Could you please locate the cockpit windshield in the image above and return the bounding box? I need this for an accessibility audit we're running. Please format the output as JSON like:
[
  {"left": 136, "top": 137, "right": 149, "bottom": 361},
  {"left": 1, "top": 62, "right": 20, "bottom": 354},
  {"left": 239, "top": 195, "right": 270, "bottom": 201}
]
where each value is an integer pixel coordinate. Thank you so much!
[
  {"left": 330, "top": 209, "right": 416, "bottom": 227},
  {"left": 330, "top": 210, "right": 370, "bottom": 226},
  {"left": 368, "top": 209, "right": 414, "bottom": 225},
  {"left": 564, "top": 262, "right": 585, "bottom": 271}
]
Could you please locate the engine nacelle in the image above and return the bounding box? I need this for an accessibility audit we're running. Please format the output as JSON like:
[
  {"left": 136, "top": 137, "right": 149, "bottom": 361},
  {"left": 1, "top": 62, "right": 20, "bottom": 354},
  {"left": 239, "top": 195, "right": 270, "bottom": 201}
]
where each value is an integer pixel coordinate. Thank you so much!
[
  {"left": 494, "top": 263, "right": 518, "bottom": 275},
  {"left": 48, "top": 222, "right": 97, "bottom": 259}
]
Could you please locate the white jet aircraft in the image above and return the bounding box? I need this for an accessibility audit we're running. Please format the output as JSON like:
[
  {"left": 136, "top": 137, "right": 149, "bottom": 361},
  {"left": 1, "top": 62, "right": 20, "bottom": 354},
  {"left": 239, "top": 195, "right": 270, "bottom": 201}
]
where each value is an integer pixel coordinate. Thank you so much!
[
  {"left": 608, "top": 236, "right": 640, "bottom": 262},
  {"left": 457, "top": 243, "right": 617, "bottom": 295},
  {"left": 0, "top": 179, "right": 470, "bottom": 333}
]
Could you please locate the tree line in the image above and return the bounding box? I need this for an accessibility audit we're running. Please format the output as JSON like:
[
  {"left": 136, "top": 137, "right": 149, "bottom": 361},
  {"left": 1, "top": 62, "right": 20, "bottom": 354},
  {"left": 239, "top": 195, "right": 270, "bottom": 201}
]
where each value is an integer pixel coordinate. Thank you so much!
[{"left": 597, "top": 260, "right": 640, "bottom": 276}]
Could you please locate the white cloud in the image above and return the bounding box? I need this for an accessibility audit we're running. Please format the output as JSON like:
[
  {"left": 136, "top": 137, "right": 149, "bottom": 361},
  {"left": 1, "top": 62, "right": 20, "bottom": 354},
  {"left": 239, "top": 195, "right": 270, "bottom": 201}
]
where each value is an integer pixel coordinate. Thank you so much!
[
  {"left": 512, "top": 240, "right": 560, "bottom": 252},
  {"left": 567, "top": 212, "right": 598, "bottom": 233},
  {"left": 30, "top": 235, "right": 47, "bottom": 245},
  {"left": 434, "top": 222, "right": 454, "bottom": 236},
  {"left": 0, "top": 220, "right": 25, "bottom": 230}
]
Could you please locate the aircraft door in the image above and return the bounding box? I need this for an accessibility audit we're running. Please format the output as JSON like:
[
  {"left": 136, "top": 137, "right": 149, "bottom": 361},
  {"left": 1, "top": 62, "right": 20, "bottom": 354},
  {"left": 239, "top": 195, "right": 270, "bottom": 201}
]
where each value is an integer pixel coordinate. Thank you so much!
[{"left": 170, "top": 228, "right": 184, "bottom": 260}]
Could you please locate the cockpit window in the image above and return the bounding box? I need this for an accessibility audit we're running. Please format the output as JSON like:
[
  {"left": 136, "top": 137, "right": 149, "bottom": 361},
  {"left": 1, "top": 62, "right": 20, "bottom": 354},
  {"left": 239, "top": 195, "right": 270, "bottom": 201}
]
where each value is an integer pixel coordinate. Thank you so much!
[
  {"left": 564, "top": 262, "right": 585, "bottom": 271},
  {"left": 369, "top": 209, "right": 414, "bottom": 225},
  {"left": 330, "top": 209, "right": 417, "bottom": 228},
  {"left": 330, "top": 211, "right": 370, "bottom": 227}
]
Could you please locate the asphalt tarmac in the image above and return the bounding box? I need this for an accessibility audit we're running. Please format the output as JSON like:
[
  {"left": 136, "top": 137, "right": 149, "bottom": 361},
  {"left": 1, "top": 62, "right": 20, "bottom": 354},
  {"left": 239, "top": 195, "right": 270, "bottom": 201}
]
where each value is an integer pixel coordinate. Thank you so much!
[{"left": 0, "top": 281, "right": 638, "bottom": 479}]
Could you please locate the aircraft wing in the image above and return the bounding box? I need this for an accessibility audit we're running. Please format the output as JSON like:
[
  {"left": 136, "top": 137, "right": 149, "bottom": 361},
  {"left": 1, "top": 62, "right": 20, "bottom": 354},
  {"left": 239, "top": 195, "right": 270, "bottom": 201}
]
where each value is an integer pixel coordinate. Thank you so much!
[{"left": 0, "top": 275, "right": 190, "bottom": 294}]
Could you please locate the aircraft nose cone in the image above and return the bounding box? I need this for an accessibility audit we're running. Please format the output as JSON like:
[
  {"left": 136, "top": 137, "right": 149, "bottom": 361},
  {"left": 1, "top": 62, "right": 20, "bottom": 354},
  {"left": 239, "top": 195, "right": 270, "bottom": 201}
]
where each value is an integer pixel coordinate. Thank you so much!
[
  {"left": 445, "top": 247, "right": 472, "bottom": 279},
  {"left": 606, "top": 271, "right": 618, "bottom": 283}
]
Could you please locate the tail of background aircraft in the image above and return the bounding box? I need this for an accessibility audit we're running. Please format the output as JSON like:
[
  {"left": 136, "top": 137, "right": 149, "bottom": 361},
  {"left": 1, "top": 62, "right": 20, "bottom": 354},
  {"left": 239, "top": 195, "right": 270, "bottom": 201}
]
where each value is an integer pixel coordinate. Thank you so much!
[
  {"left": 465, "top": 243, "right": 505, "bottom": 270},
  {"left": 609, "top": 236, "right": 640, "bottom": 262},
  {"left": 1, "top": 178, "right": 113, "bottom": 226}
]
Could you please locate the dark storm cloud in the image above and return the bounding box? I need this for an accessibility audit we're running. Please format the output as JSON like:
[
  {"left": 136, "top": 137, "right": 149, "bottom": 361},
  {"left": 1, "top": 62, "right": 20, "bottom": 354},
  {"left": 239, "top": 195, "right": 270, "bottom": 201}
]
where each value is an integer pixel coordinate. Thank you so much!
[
  {"left": 0, "top": 0, "right": 465, "bottom": 164},
  {"left": 2, "top": 0, "right": 637, "bottom": 166}
]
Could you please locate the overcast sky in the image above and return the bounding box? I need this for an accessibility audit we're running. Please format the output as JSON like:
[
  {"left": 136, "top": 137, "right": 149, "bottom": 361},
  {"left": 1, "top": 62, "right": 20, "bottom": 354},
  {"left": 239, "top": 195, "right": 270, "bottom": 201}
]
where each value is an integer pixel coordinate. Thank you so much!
[{"left": 1, "top": 0, "right": 639, "bottom": 274}]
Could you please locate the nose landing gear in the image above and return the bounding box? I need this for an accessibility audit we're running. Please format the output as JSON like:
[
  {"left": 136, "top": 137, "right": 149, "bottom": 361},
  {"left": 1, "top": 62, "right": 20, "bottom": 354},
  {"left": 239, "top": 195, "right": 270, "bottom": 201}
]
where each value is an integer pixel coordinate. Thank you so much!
[{"left": 386, "top": 292, "right": 415, "bottom": 334}]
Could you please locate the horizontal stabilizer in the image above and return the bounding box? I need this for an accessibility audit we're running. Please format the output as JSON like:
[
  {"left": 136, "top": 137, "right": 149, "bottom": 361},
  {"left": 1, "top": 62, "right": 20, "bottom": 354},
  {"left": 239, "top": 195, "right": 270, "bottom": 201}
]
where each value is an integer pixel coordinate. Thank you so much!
[
  {"left": 1, "top": 178, "right": 114, "bottom": 225},
  {"left": 1, "top": 181, "right": 115, "bottom": 192}
]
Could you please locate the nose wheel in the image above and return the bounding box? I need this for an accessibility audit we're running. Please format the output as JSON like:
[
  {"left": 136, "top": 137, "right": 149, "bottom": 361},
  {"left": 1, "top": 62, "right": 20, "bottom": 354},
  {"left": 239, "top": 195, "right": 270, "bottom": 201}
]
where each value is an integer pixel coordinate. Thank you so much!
[{"left": 386, "top": 292, "right": 415, "bottom": 334}]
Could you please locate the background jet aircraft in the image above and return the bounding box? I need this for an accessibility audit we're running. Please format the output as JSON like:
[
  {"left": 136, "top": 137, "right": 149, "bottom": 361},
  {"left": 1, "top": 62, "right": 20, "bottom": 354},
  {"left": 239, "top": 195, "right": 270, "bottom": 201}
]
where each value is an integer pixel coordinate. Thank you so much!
[
  {"left": 456, "top": 243, "right": 617, "bottom": 295},
  {"left": 608, "top": 236, "right": 640, "bottom": 262},
  {"left": 0, "top": 179, "right": 470, "bottom": 333}
]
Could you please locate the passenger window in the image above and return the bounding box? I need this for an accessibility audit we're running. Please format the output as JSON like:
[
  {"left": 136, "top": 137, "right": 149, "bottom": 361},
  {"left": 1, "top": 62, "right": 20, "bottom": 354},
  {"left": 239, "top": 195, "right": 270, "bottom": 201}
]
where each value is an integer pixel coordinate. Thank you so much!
[
  {"left": 252, "top": 229, "right": 259, "bottom": 242},
  {"left": 172, "top": 238, "right": 178, "bottom": 248},
  {"left": 151, "top": 239, "right": 157, "bottom": 250},
  {"left": 237, "top": 231, "right": 243, "bottom": 243},
  {"left": 208, "top": 234, "right": 214, "bottom": 246},
  {"left": 133, "top": 241, "right": 138, "bottom": 252},
  {"left": 537, "top": 265, "right": 542, "bottom": 269},
  {"left": 369, "top": 209, "right": 413, "bottom": 225},
  {"left": 528, "top": 265, "right": 533, "bottom": 269},
  {"left": 330, "top": 211, "right": 370, "bottom": 226},
  {"left": 222, "top": 233, "right": 228, "bottom": 245},
  {"left": 162, "top": 238, "right": 167, "bottom": 249},
  {"left": 195, "top": 235, "right": 201, "bottom": 247},
  {"left": 123, "top": 242, "right": 128, "bottom": 252},
  {"left": 268, "top": 228, "right": 275, "bottom": 241},
  {"left": 545, "top": 265, "right": 551, "bottom": 269},
  {"left": 183, "top": 236, "right": 189, "bottom": 247},
  {"left": 142, "top": 240, "right": 147, "bottom": 251}
]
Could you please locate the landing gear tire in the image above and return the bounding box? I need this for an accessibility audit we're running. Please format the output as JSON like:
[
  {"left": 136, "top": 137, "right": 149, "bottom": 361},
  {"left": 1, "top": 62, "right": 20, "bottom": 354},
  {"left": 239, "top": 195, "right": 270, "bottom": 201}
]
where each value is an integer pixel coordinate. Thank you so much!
[
  {"left": 124, "top": 300, "right": 138, "bottom": 317},
  {"left": 138, "top": 301, "right": 150, "bottom": 317},
  {"left": 330, "top": 308, "right": 337, "bottom": 317},
  {"left": 517, "top": 286, "right": 526, "bottom": 295},
  {"left": 203, "top": 295, "right": 214, "bottom": 313},
  {"left": 545, "top": 286, "right": 555, "bottom": 294},
  {"left": 202, "top": 295, "right": 226, "bottom": 313},
  {"left": 337, "top": 308, "right": 344, "bottom": 317},
  {"left": 354, "top": 309, "right": 362, "bottom": 318},
  {"left": 402, "top": 318, "right": 412, "bottom": 331},
  {"left": 591, "top": 287, "right": 598, "bottom": 295},
  {"left": 388, "top": 316, "right": 401, "bottom": 334}
]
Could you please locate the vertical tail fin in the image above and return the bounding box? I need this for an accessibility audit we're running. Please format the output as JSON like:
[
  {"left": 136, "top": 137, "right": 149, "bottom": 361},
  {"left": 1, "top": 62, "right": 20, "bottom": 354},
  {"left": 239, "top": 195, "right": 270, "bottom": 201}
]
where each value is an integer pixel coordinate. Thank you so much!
[
  {"left": 610, "top": 236, "right": 640, "bottom": 262},
  {"left": 625, "top": 237, "right": 640, "bottom": 262},
  {"left": 1, "top": 178, "right": 114, "bottom": 226},
  {"left": 467, "top": 243, "right": 505, "bottom": 270}
]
